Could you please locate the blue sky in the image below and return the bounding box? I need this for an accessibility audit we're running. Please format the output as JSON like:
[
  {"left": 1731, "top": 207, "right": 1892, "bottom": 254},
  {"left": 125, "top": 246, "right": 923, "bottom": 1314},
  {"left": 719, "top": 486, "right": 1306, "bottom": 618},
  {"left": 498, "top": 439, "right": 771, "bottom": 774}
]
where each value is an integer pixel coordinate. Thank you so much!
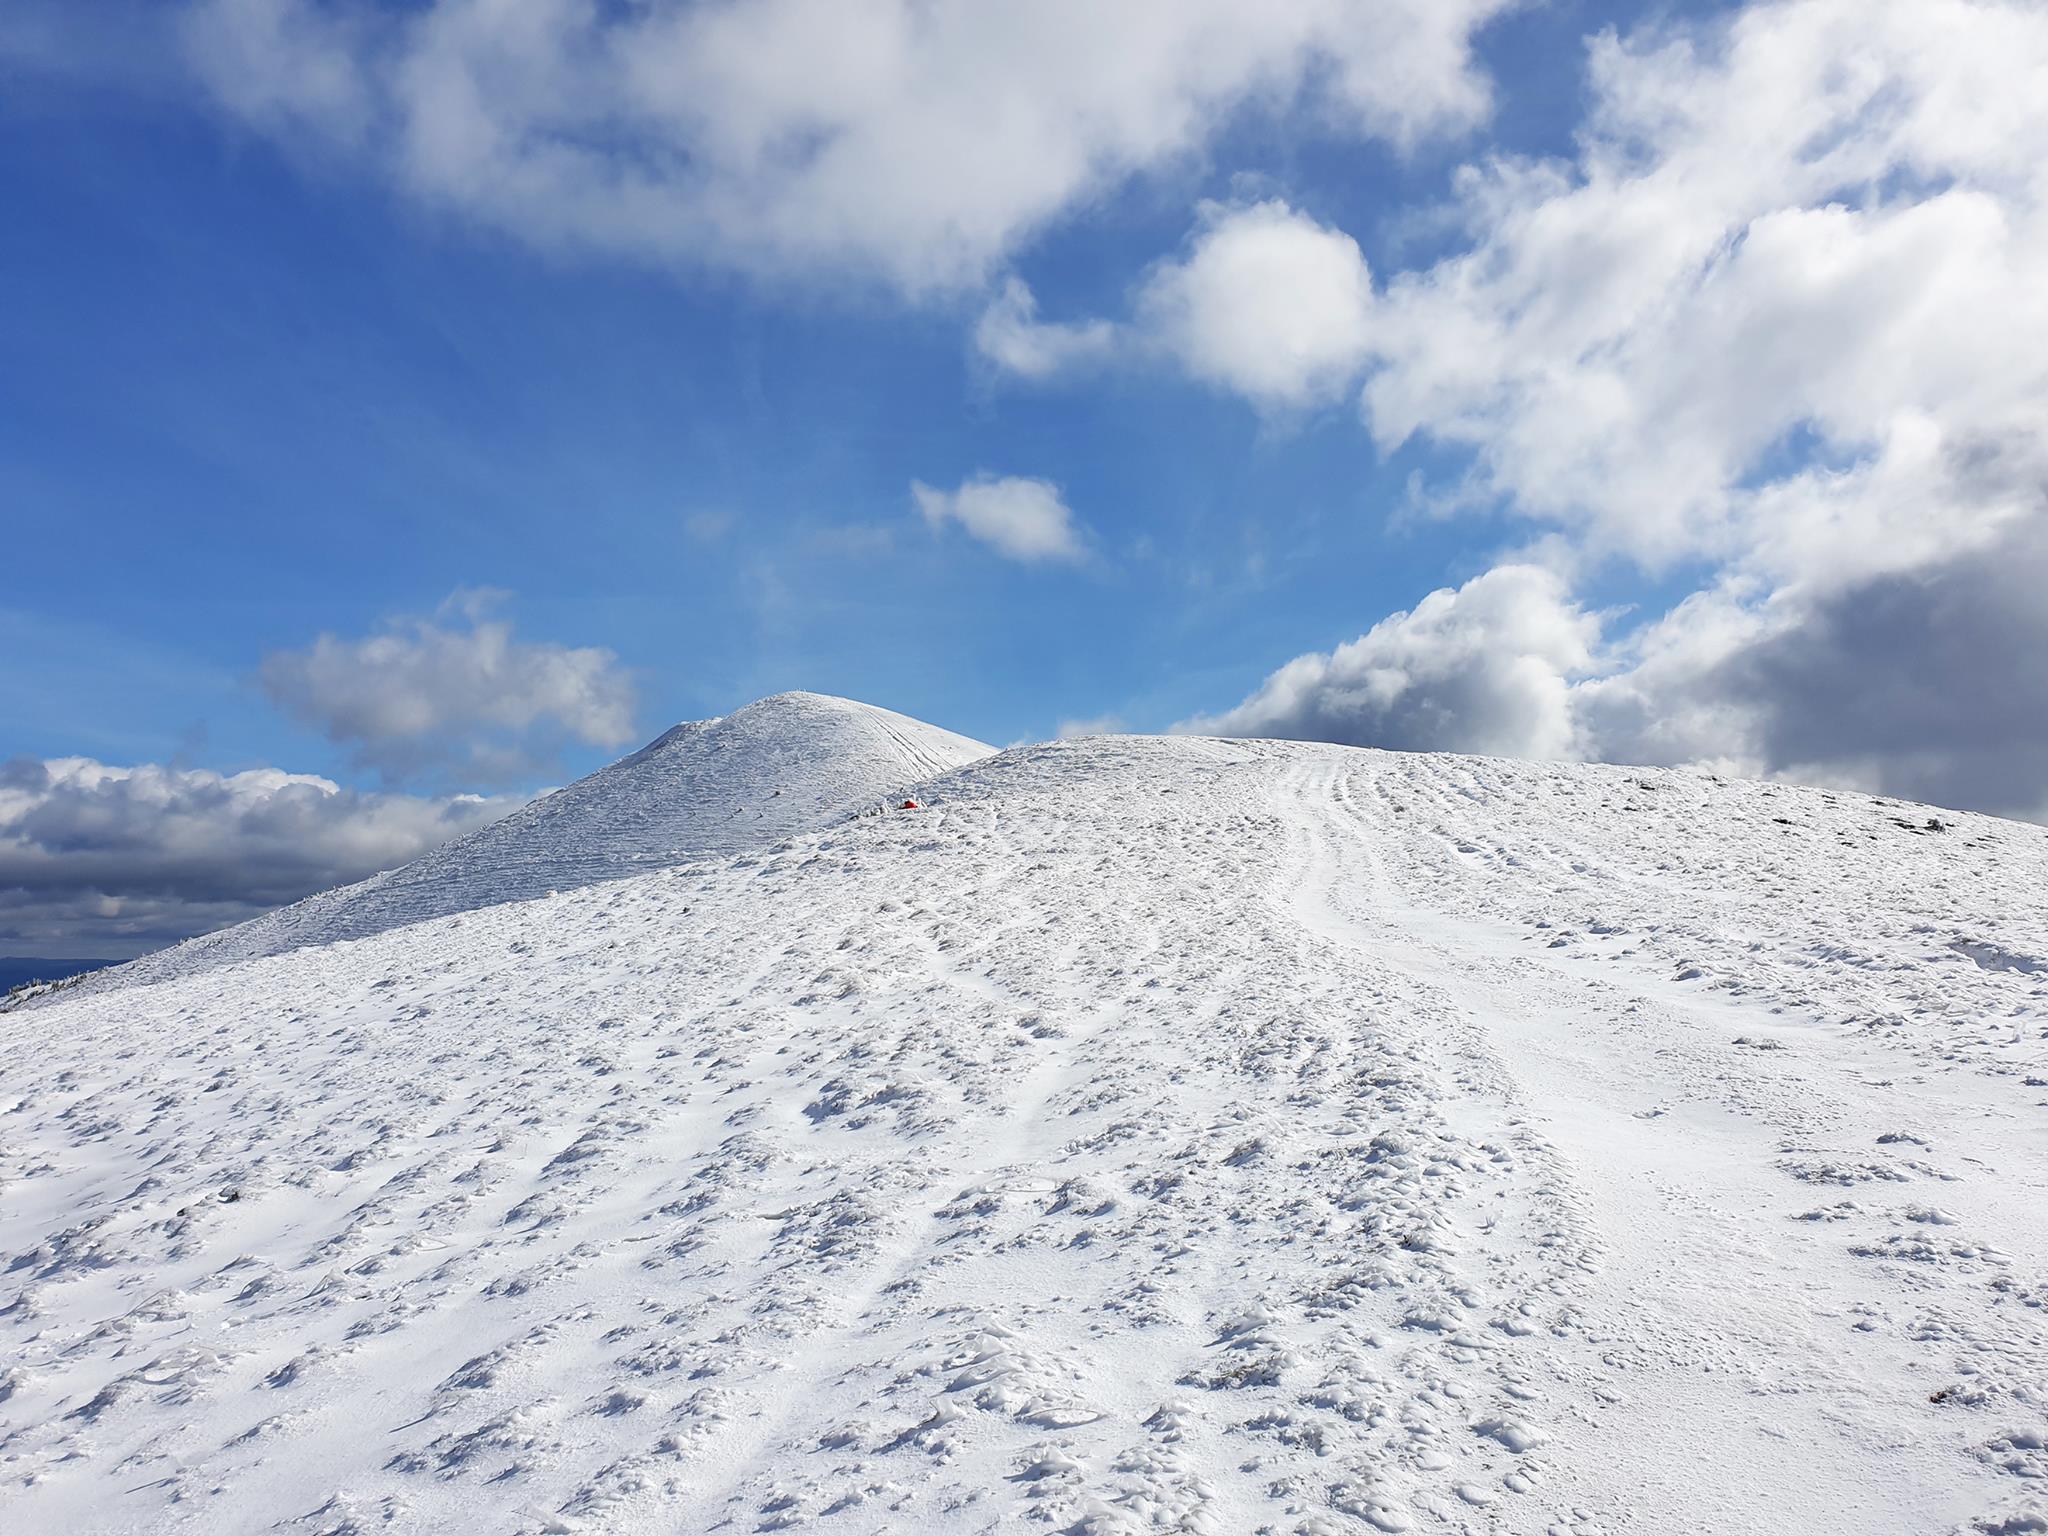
[
  {"left": 2, "top": 0, "right": 1693, "bottom": 766},
  {"left": 4, "top": 0, "right": 2045, "bottom": 954}
]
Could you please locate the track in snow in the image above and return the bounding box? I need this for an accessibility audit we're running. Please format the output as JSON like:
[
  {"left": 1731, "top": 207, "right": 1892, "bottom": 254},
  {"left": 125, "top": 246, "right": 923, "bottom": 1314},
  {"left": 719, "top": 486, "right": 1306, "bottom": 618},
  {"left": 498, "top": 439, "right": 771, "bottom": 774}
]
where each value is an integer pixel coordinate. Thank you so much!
[{"left": 2, "top": 732, "right": 2044, "bottom": 1535}]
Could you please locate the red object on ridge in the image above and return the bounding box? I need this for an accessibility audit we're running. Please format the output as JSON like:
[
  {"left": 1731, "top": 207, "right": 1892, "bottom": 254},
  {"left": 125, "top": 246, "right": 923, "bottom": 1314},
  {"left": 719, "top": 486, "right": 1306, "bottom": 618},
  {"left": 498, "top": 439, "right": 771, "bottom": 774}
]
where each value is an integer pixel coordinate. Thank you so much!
[{"left": 900, "top": 798, "right": 922, "bottom": 811}]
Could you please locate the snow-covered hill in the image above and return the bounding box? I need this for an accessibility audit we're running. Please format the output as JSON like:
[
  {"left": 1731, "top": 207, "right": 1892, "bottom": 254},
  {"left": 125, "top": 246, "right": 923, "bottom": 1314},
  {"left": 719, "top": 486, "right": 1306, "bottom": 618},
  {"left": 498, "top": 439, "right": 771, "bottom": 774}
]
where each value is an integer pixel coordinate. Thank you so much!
[
  {"left": 85, "top": 691, "right": 991, "bottom": 992},
  {"left": 4, "top": 720, "right": 2046, "bottom": 1536}
]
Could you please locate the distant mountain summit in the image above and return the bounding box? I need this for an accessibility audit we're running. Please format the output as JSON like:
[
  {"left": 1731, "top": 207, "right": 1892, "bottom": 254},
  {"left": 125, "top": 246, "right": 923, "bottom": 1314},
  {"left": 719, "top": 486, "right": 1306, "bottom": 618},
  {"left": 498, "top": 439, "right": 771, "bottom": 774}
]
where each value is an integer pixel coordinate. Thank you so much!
[{"left": 96, "top": 691, "right": 992, "bottom": 990}]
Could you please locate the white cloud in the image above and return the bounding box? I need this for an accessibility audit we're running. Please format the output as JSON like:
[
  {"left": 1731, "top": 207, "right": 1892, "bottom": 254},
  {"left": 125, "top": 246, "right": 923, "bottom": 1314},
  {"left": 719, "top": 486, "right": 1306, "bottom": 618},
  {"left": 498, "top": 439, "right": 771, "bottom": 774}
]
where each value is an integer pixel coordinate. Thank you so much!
[
  {"left": 914, "top": 475, "right": 1086, "bottom": 564},
  {"left": 977, "top": 0, "right": 2046, "bottom": 495},
  {"left": 976, "top": 200, "right": 1378, "bottom": 411},
  {"left": 974, "top": 278, "right": 1117, "bottom": 381},
  {"left": 1136, "top": 200, "right": 1376, "bottom": 410},
  {"left": 181, "top": 0, "right": 374, "bottom": 142},
  {"left": 259, "top": 591, "right": 637, "bottom": 781},
  {"left": 1185, "top": 565, "right": 1597, "bottom": 758},
  {"left": 176, "top": 0, "right": 1511, "bottom": 294},
  {"left": 1360, "top": 0, "right": 2048, "bottom": 582},
  {"left": 0, "top": 755, "right": 519, "bottom": 955},
  {"left": 1024, "top": 13, "right": 2044, "bottom": 579},
  {"left": 1192, "top": 0, "right": 2048, "bottom": 818}
]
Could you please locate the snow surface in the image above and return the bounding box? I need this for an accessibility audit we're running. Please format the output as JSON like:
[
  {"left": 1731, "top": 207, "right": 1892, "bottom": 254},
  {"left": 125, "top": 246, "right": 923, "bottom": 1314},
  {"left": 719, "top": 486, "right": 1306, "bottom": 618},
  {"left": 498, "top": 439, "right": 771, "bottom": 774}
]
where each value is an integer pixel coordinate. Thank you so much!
[
  {"left": 83, "top": 692, "right": 991, "bottom": 993},
  {"left": 4, "top": 722, "right": 2047, "bottom": 1535}
]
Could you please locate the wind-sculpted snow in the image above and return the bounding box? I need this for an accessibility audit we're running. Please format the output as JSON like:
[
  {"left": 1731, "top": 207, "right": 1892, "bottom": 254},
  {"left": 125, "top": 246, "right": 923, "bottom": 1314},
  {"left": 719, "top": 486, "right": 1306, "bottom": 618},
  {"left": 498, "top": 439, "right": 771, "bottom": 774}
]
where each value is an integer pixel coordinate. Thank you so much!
[
  {"left": 78, "top": 692, "right": 991, "bottom": 993},
  {"left": 3, "top": 734, "right": 2046, "bottom": 1534}
]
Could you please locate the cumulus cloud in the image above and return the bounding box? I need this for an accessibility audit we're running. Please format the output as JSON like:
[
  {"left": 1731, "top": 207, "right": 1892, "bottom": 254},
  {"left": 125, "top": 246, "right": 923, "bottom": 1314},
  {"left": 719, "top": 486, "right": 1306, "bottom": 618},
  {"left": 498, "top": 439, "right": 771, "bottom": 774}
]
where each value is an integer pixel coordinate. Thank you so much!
[
  {"left": 1193, "top": 0, "right": 2048, "bottom": 819},
  {"left": 914, "top": 475, "right": 1086, "bottom": 564},
  {"left": 259, "top": 592, "right": 636, "bottom": 783},
  {"left": 1201, "top": 517, "right": 2048, "bottom": 821},
  {"left": 1136, "top": 200, "right": 1376, "bottom": 411},
  {"left": 174, "top": 0, "right": 1510, "bottom": 294},
  {"left": 1184, "top": 566, "right": 1598, "bottom": 758},
  {"left": 977, "top": 200, "right": 1377, "bottom": 411},
  {"left": 1360, "top": 0, "right": 2048, "bottom": 581},
  {"left": 980, "top": 0, "right": 2047, "bottom": 507},
  {"left": 0, "top": 755, "right": 519, "bottom": 956},
  {"left": 974, "top": 278, "right": 1118, "bottom": 381}
]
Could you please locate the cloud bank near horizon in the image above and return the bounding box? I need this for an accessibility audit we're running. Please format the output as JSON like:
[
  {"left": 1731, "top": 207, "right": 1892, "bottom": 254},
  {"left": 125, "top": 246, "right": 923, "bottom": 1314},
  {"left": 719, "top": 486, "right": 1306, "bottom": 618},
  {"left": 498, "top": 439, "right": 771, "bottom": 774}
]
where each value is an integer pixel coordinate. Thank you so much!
[
  {"left": 1, "top": 592, "right": 634, "bottom": 956},
  {"left": 0, "top": 756, "right": 523, "bottom": 959}
]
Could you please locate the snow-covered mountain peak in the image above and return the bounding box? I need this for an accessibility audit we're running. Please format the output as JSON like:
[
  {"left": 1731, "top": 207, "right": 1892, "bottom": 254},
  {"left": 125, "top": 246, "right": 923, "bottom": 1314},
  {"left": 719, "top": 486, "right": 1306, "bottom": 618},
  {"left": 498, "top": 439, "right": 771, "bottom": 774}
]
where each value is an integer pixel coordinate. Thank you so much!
[{"left": 83, "top": 691, "right": 992, "bottom": 991}]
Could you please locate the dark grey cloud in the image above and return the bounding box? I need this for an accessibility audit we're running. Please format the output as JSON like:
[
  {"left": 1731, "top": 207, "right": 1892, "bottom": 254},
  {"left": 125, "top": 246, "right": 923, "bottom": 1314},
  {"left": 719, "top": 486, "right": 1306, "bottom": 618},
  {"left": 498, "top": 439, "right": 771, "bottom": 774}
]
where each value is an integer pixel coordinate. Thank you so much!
[
  {"left": 1673, "top": 528, "right": 2048, "bottom": 820},
  {"left": 0, "top": 758, "right": 520, "bottom": 957}
]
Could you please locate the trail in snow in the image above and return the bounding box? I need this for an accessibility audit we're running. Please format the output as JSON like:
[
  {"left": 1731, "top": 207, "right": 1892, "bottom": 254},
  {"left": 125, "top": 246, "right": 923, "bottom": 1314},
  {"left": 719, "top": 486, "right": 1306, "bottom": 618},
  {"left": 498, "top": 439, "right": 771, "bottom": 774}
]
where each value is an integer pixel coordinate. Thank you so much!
[
  {"left": 2, "top": 731, "right": 2044, "bottom": 1535},
  {"left": 1283, "top": 758, "right": 2048, "bottom": 1533}
]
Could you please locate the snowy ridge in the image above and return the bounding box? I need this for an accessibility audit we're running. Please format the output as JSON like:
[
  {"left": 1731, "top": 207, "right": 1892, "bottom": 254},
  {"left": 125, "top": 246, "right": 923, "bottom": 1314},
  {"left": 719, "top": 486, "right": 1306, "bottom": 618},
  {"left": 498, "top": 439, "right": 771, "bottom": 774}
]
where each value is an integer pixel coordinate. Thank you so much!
[
  {"left": 3, "top": 729, "right": 2047, "bottom": 1534},
  {"left": 81, "top": 691, "right": 991, "bottom": 992}
]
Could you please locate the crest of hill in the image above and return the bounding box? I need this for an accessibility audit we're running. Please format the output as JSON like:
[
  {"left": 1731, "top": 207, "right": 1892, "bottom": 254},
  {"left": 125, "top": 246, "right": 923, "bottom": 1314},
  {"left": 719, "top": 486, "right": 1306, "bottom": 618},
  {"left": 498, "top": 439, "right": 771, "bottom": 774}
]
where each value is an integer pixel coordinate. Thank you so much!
[
  {"left": 87, "top": 691, "right": 992, "bottom": 992},
  {"left": 5, "top": 729, "right": 2045, "bottom": 1532}
]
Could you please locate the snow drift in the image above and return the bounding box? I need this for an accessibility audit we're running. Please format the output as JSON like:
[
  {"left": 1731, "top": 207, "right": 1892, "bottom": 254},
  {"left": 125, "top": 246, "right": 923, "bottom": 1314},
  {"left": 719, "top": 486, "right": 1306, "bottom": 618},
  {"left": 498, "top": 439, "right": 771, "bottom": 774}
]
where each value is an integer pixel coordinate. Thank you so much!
[{"left": 3, "top": 709, "right": 2045, "bottom": 1536}]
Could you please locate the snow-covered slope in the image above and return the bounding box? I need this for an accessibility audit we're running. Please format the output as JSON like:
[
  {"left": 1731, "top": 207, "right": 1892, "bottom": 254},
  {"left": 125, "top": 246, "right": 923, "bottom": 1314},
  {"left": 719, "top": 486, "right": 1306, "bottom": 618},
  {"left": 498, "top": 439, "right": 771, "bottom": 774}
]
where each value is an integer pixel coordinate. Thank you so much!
[
  {"left": 89, "top": 691, "right": 991, "bottom": 991},
  {"left": 4, "top": 730, "right": 2046, "bottom": 1536}
]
